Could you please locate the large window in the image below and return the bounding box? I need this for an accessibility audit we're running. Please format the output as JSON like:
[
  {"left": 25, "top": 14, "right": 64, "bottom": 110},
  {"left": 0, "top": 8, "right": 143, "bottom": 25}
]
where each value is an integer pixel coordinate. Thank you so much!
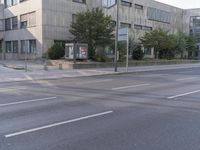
[
  {"left": 147, "top": 7, "right": 171, "bottom": 24},
  {"left": 5, "top": 41, "right": 18, "bottom": 53},
  {"left": 5, "top": 16, "right": 18, "bottom": 30},
  {"left": 21, "top": 39, "right": 37, "bottom": 54},
  {"left": 190, "top": 16, "right": 200, "bottom": 43},
  {"left": 20, "top": 12, "right": 36, "bottom": 29},
  {"left": 4, "top": 0, "right": 18, "bottom": 7},
  {"left": 21, "top": 40, "right": 27, "bottom": 53},
  {"left": 29, "top": 40, "right": 36, "bottom": 53},
  {"left": 6, "top": 41, "right": 12, "bottom": 53},
  {"left": 5, "top": 18, "right": 11, "bottom": 31},
  {"left": 102, "top": 0, "right": 116, "bottom": 8},
  {"left": 0, "top": 20, "right": 4, "bottom": 31},
  {"left": 12, "top": 16, "right": 18, "bottom": 30},
  {"left": 13, "top": 41, "right": 18, "bottom": 53}
]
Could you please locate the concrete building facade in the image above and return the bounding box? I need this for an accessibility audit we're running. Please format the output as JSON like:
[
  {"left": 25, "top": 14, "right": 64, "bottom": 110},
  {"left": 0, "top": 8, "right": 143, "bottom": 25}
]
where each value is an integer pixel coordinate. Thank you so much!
[{"left": 0, "top": 0, "right": 200, "bottom": 59}]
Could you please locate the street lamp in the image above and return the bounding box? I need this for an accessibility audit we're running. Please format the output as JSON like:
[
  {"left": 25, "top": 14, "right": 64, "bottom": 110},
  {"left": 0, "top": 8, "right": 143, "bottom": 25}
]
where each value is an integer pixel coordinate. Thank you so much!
[{"left": 114, "top": 0, "right": 119, "bottom": 72}]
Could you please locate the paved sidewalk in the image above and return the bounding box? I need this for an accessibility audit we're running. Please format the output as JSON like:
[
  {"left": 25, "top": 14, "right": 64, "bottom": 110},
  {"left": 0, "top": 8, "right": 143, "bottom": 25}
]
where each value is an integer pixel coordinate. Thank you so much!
[{"left": 0, "top": 60, "right": 200, "bottom": 83}]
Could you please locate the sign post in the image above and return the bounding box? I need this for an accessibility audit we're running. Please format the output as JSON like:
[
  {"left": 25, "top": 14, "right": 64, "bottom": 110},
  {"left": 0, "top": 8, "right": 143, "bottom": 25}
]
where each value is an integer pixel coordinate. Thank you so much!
[{"left": 118, "top": 27, "right": 129, "bottom": 72}]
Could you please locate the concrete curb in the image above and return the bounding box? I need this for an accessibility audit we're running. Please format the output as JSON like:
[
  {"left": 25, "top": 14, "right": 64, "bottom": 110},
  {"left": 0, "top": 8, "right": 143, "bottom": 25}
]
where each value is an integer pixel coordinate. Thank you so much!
[{"left": 1, "top": 63, "right": 200, "bottom": 83}]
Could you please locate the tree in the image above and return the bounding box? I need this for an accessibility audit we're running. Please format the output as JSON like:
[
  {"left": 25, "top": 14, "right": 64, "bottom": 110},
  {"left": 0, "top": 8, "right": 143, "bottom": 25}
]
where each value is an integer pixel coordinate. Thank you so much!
[
  {"left": 70, "top": 8, "right": 114, "bottom": 60},
  {"left": 185, "top": 36, "right": 197, "bottom": 58},
  {"left": 132, "top": 44, "right": 144, "bottom": 60},
  {"left": 173, "top": 32, "right": 187, "bottom": 58},
  {"left": 140, "top": 28, "right": 175, "bottom": 59},
  {"left": 173, "top": 32, "right": 197, "bottom": 59}
]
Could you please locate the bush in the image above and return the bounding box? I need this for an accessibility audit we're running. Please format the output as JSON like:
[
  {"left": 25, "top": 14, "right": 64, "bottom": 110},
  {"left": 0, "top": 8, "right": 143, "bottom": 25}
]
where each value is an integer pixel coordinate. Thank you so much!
[
  {"left": 159, "top": 49, "right": 175, "bottom": 60},
  {"left": 132, "top": 45, "right": 144, "bottom": 60},
  {"left": 47, "top": 43, "right": 65, "bottom": 60},
  {"left": 94, "top": 46, "right": 107, "bottom": 62}
]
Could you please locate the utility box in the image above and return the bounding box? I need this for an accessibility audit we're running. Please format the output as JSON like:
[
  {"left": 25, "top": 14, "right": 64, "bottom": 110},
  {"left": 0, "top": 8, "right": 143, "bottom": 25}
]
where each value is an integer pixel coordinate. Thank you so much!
[{"left": 65, "top": 43, "right": 88, "bottom": 60}]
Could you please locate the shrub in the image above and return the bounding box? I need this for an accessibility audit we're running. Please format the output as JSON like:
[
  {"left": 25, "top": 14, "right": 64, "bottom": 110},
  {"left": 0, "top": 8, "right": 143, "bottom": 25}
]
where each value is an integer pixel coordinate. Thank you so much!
[
  {"left": 47, "top": 43, "right": 65, "bottom": 60},
  {"left": 94, "top": 46, "right": 107, "bottom": 62},
  {"left": 132, "top": 45, "right": 144, "bottom": 60},
  {"left": 159, "top": 49, "right": 175, "bottom": 60}
]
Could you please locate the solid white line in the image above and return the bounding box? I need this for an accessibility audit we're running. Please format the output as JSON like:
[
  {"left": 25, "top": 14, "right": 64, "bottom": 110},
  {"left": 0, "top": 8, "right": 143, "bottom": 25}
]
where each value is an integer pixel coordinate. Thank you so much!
[
  {"left": 112, "top": 84, "right": 150, "bottom": 90},
  {"left": 176, "top": 77, "right": 197, "bottom": 81},
  {"left": 168, "top": 90, "right": 200, "bottom": 99},
  {"left": 5, "top": 111, "right": 113, "bottom": 138},
  {"left": 0, "top": 97, "right": 57, "bottom": 107}
]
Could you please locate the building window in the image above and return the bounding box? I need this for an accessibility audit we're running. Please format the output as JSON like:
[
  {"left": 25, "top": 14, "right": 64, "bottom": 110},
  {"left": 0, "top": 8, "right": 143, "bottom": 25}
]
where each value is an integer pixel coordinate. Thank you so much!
[
  {"left": 72, "top": 0, "right": 86, "bottom": 3},
  {"left": 135, "top": 4, "right": 143, "bottom": 10},
  {"left": 29, "top": 40, "right": 36, "bottom": 53},
  {"left": 12, "top": 16, "right": 18, "bottom": 30},
  {"left": 6, "top": 41, "right": 12, "bottom": 53},
  {"left": 4, "top": 0, "right": 12, "bottom": 7},
  {"left": 13, "top": 41, "right": 18, "bottom": 53},
  {"left": 12, "top": 0, "right": 18, "bottom": 5},
  {"left": 4, "top": 0, "right": 18, "bottom": 7},
  {"left": 120, "top": 22, "right": 131, "bottom": 28},
  {"left": 121, "top": 0, "right": 132, "bottom": 7},
  {"left": 142, "top": 26, "right": 152, "bottom": 31},
  {"left": 102, "top": 0, "right": 116, "bottom": 8},
  {"left": 134, "top": 24, "right": 142, "bottom": 30},
  {"left": 6, "top": 41, "right": 19, "bottom": 53},
  {"left": 21, "top": 40, "right": 27, "bottom": 53},
  {"left": 21, "top": 39, "right": 37, "bottom": 54},
  {"left": 20, "top": 12, "right": 36, "bottom": 29},
  {"left": 5, "top": 16, "right": 18, "bottom": 30},
  {"left": 144, "top": 47, "right": 152, "bottom": 55},
  {"left": 0, "top": 20, "right": 4, "bottom": 31},
  {"left": 147, "top": 7, "right": 171, "bottom": 24},
  {"left": 5, "top": 18, "right": 11, "bottom": 31},
  {"left": 19, "top": 0, "right": 28, "bottom": 3}
]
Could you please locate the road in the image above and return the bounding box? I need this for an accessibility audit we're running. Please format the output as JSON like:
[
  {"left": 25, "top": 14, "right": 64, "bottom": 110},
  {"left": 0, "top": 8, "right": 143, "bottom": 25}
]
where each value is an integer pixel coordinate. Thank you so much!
[{"left": 1, "top": 66, "right": 200, "bottom": 150}]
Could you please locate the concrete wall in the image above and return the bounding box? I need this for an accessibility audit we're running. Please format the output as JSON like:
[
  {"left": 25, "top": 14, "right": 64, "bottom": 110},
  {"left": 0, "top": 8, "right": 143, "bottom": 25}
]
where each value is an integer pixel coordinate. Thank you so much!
[
  {"left": 1, "top": 0, "right": 43, "bottom": 59},
  {"left": 42, "top": 0, "right": 92, "bottom": 52}
]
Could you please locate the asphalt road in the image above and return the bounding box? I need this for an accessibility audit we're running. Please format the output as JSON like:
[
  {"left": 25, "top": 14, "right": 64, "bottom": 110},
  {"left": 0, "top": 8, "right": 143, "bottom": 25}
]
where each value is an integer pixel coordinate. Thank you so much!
[{"left": 1, "top": 67, "right": 200, "bottom": 150}]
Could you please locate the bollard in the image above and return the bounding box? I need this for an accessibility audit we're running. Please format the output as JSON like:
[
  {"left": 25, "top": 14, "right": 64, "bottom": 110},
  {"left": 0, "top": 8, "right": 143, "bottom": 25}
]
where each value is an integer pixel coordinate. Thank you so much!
[
  {"left": 59, "top": 64, "right": 63, "bottom": 70},
  {"left": 44, "top": 64, "right": 48, "bottom": 71}
]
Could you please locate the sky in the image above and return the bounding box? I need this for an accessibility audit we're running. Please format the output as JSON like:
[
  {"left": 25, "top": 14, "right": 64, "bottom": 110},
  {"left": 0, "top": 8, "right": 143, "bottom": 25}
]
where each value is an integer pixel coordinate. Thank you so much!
[{"left": 155, "top": 0, "right": 200, "bottom": 9}]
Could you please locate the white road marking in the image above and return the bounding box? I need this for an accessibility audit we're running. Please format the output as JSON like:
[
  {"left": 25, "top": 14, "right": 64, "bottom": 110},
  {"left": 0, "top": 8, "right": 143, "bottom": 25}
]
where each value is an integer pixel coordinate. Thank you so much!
[
  {"left": 178, "top": 71, "right": 194, "bottom": 74},
  {"left": 168, "top": 90, "right": 200, "bottom": 99},
  {"left": 76, "top": 79, "right": 113, "bottom": 85},
  {"left": 0, "top": 97, "right": 57, "bottom": 107},
  {"left": 25, "top": 75, "right": 33, "bottom": 80},
  {"left": 176, "top": 77, "right": 197, "bottom": 81},
  {"left": 0, "top": 89, "right": 16, "bottom": 92},
  {"left": 5, "top": 110, "right": 113, "bottom": 138},
  {"left": 0, "top": 87, "right": 26, "bottom": 93},
  {"left": 112, "top": 84, "right": 150, "bottom": 90}
]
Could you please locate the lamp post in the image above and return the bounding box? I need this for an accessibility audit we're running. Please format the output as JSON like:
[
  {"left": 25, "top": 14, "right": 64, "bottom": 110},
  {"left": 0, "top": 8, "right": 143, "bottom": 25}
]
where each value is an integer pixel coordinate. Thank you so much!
[{"left": 114, "top": 0, "right": 119, "bottom": 72}]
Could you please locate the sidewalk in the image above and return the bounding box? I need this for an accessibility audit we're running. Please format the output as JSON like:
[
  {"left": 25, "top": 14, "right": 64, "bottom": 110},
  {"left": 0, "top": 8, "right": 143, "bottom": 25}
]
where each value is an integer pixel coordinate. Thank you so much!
[{"left": 0, "top": 60, "right": 200, "bottom": 83}]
